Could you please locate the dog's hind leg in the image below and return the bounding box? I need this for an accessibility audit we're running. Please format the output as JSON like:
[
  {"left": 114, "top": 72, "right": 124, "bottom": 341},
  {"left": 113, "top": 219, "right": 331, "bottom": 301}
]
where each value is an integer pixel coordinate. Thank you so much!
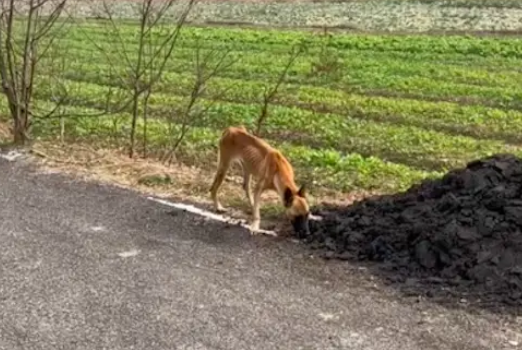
[{"left": 210, "top": 151, "right": 231, "bottom": 213}]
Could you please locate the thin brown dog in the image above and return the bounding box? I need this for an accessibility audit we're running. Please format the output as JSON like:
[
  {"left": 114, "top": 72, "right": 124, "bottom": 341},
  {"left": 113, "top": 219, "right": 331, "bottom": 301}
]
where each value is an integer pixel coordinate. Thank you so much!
[{"left": 209, "top": 126, "right": 311, "bottom": 237}]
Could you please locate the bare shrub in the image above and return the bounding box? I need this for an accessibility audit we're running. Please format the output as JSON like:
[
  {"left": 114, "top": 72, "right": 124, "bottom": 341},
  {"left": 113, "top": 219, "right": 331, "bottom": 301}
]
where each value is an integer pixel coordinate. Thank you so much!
[
  {"left": 0, "top": 0, "right": 72, "bottom": 144},
  {"left": 92, "top": 0, "right": 237, "bottom": 160}
]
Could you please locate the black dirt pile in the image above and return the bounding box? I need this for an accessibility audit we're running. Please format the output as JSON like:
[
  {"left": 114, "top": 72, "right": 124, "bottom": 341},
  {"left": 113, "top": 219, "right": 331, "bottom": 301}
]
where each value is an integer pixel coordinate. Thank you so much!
[{"left": 307, "top": 153, "right": 522, "bottom": 305}]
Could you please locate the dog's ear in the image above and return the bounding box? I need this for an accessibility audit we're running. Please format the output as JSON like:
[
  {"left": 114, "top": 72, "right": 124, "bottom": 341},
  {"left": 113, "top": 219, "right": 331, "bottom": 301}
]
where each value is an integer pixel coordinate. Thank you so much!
[
  {"left": 297, "top": 184, "right": 307, "bottom": 198},
  {"left": 283, "top": 187, "right": 294, "bottom": 207}
]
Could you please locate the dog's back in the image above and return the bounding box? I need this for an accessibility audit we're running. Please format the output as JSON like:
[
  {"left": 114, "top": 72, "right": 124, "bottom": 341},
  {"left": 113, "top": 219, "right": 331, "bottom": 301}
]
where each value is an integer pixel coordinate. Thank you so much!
[{"left": 218, "top": 126, "right": 280, "bottom": 179}]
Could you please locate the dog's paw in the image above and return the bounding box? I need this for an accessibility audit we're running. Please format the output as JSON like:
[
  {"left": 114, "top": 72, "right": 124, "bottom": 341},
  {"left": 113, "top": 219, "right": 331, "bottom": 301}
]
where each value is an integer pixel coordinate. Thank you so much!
[
  {"left": 215, "top": 206, "right": 227, "bottom": 214},
  {"left": 249, "top": 221, "right": 261, "bottom": 235},
  {"left": 248, "top": 225, "right": 278, "bottom": 237}
]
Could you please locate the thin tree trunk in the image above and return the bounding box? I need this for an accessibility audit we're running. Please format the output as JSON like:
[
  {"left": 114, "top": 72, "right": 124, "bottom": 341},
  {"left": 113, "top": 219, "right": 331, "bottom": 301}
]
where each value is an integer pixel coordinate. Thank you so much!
[
  {"left": 13, "top": 112, "right": 28, "bottom": 144},
  {"left": 128, "top": 1, "right": 149, "bottom": 158},
  {"left": 129, "top": 87, "right": 140, "bottom": 158},
  {"left": 142, "top": 88, "right": 151, "bottom": 157}
]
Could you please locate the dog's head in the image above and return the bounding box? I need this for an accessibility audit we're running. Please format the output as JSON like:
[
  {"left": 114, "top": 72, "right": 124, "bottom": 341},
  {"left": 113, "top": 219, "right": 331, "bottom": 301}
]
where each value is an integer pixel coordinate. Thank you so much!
[{"left": 283, "top": 185, "right": 310, "bottom": 238}]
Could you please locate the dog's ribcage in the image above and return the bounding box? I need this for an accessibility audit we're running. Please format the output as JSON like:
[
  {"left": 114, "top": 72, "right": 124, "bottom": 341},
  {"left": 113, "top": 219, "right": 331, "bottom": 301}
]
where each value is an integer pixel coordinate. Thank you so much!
[{"left": 235, "top": 144, "right": 269, "bottom": 179}]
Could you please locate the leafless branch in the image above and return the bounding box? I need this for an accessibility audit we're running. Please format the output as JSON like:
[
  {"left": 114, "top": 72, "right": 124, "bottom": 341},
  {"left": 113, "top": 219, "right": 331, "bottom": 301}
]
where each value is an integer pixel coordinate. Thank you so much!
[
  {"left": 254, "top": 40, "right": 306, "bottom": 137},
  {"left": 139, "top": 0, "right": 197, "bottom": 89},
  {"left": 161, "top": 40, "right": 238, "bottom": 164},
  {"left": 93, "top": 0, "right": 201, "bottom": 158},
  {"left": 100, "top": 1, "right": 134, "bottom": 72}
]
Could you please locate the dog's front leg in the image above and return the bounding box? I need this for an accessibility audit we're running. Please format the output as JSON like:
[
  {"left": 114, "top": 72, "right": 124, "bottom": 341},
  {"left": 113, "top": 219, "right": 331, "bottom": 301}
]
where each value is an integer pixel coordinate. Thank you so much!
[
  {"left": 250, "top": 180, "right": 265, "bottom": 235},
  {"left": 242, "top": 170, "right": 254, "bottom": 210}
]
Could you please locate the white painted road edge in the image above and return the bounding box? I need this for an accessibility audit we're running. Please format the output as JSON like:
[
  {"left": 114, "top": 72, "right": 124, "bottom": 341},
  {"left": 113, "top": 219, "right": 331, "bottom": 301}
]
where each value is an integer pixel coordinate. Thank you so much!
[
  {"left": 147, "top": 196, "right": 279, "bottom": 236},
  {"left": 148, "top": 196, "right": 324, "bottom": 237},
  {"left": 0, "top": 150, "right": 23, "bottom": 162}
]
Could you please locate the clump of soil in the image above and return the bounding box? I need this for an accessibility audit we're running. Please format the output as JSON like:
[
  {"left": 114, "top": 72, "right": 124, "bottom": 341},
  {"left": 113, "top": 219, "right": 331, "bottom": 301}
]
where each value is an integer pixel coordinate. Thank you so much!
[{"left": 307, "top": 153, "right": 522, "bottom": 305}]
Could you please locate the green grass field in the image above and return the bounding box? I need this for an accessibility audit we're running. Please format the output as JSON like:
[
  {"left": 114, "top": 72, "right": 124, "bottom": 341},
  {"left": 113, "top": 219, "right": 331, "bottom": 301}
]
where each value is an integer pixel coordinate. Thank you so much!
[{"left": 4, "top": 18, "right": 522, "bottom": 195}]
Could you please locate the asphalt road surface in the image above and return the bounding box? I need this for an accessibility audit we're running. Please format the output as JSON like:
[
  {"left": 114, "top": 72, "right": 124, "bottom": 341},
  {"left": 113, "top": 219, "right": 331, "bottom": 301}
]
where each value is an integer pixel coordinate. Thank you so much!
[{"left": 0, "top": 154, "right": 521, "bottom": 350}]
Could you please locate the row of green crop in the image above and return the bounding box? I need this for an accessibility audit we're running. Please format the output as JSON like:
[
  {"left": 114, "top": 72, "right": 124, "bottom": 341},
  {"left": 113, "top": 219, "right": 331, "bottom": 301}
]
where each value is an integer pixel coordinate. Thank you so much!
[
  {"left": 50, "top": 26, "right": 522, "bottom": 69},
  {"left": 35, "top": 63, "right": 522, "bottom": 144},
  {"left": 31, "top": 76, "right": 522, "bottom": 172},
  {"left": 38, "top": 46, "right": 522, "bottom": 112},
  {"left": 50, "top": 32, "right": 522, "bottom": 75},
  {"left": 49, "top": 39, "right": 522, "bottom": 90},
  {"left": 0, "top": 96, "right": 436, "bottom": 192},
  {"left": 45, "top": 30, "right": 522, "bottom": 97},
  {"left": 19, "top": 19, "right": 522, "bottom": 79},
  {"left": 58, "top": 23, "right": 522, "bottom": 59}
]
